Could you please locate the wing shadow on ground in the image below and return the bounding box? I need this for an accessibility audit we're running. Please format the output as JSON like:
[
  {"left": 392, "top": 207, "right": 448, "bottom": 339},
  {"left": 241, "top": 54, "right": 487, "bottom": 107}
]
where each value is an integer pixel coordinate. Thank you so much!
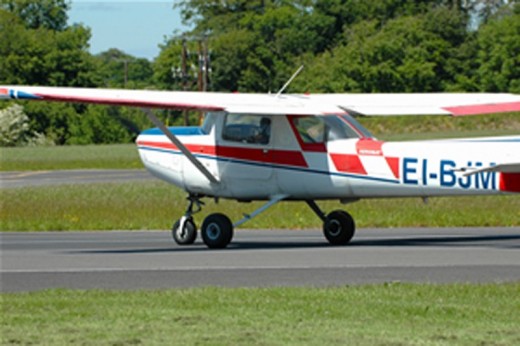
[{"left": 71, "top": 234, "right": 520, "bottom": 254}]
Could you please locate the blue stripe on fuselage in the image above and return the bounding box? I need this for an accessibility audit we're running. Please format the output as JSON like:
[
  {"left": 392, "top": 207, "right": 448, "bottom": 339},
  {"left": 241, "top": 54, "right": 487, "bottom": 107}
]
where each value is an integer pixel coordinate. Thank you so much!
[{"left": 141, "top": 127, "right": 205, "bottom": 136}]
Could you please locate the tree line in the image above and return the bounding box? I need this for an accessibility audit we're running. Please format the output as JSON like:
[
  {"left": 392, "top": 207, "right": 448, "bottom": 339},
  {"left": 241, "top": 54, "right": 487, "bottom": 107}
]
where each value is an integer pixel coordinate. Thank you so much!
[{"left": 0, "top": 0, "right": 518, "bottom": 146}]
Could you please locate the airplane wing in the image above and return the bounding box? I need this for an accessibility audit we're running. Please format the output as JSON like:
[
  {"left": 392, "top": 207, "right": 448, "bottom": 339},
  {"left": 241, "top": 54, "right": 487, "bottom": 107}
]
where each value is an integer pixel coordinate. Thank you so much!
[
  {"left": 302, "top": 93, "right": 520, "bottom": 116},
  {"left": 1, "top": 86, "right": 519, "bottom": 116},
  {"left": 0, "top": 86, "right": 339, "bottom": 115}
]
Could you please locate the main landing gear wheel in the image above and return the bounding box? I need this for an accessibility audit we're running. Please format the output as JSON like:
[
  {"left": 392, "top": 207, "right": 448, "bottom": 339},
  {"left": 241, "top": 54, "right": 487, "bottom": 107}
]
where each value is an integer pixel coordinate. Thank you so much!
[
  {"left": 172, "top": 217, "right": 197, "bottom": 245},
  {"left": 323, "top": 210, "right": 356, "bottom": 245},
  {"left": 201, "top": 213, "right": 234, "bottom": 249}
]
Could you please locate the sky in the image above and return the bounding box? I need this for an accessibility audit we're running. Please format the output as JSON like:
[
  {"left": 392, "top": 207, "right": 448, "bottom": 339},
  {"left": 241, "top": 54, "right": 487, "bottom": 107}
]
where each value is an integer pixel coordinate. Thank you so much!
[{"left": 68, "top": 0, "right": 188, "bottom": 60}]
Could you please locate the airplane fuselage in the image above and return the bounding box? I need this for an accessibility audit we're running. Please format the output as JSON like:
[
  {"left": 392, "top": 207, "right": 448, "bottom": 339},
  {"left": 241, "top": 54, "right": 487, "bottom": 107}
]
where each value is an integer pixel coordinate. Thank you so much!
[{"left": 136, "top": 112, "right": 520, "bottom": 201}]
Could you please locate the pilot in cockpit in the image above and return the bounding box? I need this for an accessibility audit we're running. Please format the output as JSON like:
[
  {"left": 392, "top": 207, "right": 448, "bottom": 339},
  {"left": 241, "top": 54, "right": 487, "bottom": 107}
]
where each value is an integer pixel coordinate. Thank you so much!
[{"left": 257, "top": 117, "right": 271, "bottom": 144}]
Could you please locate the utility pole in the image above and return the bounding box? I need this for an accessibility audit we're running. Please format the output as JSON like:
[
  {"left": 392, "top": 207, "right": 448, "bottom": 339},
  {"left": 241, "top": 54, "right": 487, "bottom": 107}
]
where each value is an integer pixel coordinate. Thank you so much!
[
  {"left": 197, "top": 37, "right": 210, "bottom": 92},
  {"left": 171, "top": 34, "right": 211, "bottom": 125},
  {"left": 181, "top": 38, "right": 189, "bottom": 125}
]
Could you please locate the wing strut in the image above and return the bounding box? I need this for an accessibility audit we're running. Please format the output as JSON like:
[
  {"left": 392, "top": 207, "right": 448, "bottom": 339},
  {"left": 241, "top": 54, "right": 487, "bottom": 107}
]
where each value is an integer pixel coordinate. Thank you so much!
[{"left": 143, "top": 109, "right": 219, "bottom": 184}]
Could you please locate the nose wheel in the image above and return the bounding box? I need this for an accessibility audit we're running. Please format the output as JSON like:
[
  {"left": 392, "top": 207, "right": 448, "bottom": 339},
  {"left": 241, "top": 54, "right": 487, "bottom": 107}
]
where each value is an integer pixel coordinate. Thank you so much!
[
  {"left": 172, "top": 217, "right": 197, "bottom": 245},
  {"left": 172, "top": 195, "right": 203, "bottom": 246}
]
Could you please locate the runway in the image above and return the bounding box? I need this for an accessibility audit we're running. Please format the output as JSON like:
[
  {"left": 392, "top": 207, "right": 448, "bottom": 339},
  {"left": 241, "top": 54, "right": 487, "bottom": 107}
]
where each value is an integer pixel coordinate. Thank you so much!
[
  {"left": 0, "top": 169, "right": 154, "bottom": 189},
  {"left": 2, "top": 227, "right": 519, "bottom": 292}
]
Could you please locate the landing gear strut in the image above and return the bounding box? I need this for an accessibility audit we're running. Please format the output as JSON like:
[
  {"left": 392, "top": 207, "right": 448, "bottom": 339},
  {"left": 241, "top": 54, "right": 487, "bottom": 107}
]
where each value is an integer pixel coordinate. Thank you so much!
[{"left": 172, "top": 196, "right": 355, "bottom": 248}]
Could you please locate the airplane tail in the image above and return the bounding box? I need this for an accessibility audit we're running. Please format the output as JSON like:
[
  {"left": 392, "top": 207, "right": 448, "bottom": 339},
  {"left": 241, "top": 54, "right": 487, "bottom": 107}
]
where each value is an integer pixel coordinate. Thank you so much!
[{"left": 463, "top": 163, "right": 520, "bottom": 193}]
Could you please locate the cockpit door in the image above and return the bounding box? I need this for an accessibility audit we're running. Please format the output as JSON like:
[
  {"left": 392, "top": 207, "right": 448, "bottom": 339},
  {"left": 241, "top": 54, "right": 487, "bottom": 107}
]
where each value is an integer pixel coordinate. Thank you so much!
[{"left": 216, "top": 113, "right": 274, "bottom": 181}]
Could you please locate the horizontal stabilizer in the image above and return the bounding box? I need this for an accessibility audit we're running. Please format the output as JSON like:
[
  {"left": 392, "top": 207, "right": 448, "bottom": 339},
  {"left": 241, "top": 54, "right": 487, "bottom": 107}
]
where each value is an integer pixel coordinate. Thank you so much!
[{"left": 462, "top": 163, "right": 520, "bottom": 176}]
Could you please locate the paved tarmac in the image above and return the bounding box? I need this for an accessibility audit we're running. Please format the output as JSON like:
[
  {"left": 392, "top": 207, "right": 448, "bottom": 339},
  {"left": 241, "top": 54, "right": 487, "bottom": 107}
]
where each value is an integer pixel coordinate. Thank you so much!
[
  {"left": 0, "top": 169, "right": 154, "bottom": 188},
  {"left": 2, "top": 228, "right": 519, "bottom": 292}
]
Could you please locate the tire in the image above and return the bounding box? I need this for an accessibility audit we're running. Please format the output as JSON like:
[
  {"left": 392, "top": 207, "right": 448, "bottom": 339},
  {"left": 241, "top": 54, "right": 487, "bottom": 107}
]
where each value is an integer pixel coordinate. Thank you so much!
[
  {"left": 323, "top": 210, "right": 355, "bottom": 245},
  {"left": 201, "top": 213, "right": 233, "bottom": 249},
  {"left": 172, "top": 217, "right": 197, "bottom": 245}
]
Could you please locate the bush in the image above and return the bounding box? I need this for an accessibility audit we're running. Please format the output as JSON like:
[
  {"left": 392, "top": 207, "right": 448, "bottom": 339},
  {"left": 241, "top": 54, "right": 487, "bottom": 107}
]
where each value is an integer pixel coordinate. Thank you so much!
[{"left": 0, "top": 104, "right": 53, "bottom": 146}]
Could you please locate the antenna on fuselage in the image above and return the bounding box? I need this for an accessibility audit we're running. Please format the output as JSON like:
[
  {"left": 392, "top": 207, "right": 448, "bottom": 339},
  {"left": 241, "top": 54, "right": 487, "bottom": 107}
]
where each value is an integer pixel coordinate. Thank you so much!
[{"left": 276, "top": 65, "right": 304, "bottom": 98}]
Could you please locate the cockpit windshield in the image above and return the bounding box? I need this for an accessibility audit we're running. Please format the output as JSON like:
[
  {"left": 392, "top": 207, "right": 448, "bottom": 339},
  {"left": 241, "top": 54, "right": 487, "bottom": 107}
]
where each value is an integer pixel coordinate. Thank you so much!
[
  {"left": 201, "top": 112, "right": 219, "bottom": 134},
  {"left": 339, "top": 114, "right": 373, "bottom": 139}
]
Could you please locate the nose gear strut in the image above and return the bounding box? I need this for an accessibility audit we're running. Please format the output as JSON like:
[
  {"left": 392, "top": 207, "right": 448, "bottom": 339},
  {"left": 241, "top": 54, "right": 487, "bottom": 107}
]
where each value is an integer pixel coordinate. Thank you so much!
[{"left": 172, "top": 194, "right": 204, "bottom": 245}]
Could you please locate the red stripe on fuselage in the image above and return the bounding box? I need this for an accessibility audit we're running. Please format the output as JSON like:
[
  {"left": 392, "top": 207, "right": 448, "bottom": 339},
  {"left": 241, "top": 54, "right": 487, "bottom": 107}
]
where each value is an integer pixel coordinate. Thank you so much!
[
  {"left": 500, "top": 173, "right": 520, "bottom": 193},
  {"left": 136, "top": 141, "right": 308, "bottom": 168},
  {"left": 330, "top": 154, "right": 367, "bottom": 175},
  {"left": 385, "top": 157, "right": 400, "bottom": 179},
  {"left": 356, "top": 139, "right": 384, "bottom": 156}
]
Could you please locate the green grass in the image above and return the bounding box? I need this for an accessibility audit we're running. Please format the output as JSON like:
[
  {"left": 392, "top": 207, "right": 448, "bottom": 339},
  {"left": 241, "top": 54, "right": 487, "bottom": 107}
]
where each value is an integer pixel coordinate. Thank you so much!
[
  {"left": 0, "top": 144, "right": 142, "bottom": 171},
  {"left": 2, "top": 284, "right": 519, "bottom": 345},
  {"left": 1, "top": 181, "right": 518, "bottom": 231}
]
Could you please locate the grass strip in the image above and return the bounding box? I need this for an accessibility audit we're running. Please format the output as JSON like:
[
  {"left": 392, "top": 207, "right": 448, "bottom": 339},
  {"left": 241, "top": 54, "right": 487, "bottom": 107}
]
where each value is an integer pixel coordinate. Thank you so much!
[
  {"left": 0, "top": 144, "right": 142, "bottom": 171},
  {"left": 1, "top": 284, "right": 519, "bottom": 345},
  {"left": 1, "top": 181, "right": 518, "bottom": 231}
]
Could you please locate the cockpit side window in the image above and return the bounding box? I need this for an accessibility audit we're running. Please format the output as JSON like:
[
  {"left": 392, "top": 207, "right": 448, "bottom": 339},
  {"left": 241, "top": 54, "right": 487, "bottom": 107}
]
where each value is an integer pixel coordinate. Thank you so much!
[
  {"left": 292, "top": 116, "right": 327, "bottom": 143},
  {"left": 290, "top": 114, "right": 373, "bottom": 145},
  {"left": 324, "top": 116, "right": 359, "bottom": 140},
  {"left": 222, "top": 114, "right": 271, "bottom": 145}
]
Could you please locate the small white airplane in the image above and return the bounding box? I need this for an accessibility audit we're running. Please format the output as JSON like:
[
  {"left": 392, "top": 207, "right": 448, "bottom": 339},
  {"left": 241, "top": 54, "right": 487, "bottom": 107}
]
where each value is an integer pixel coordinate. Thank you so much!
[{"left": 1, "top": 85, "right": 520, "bottom": 248}]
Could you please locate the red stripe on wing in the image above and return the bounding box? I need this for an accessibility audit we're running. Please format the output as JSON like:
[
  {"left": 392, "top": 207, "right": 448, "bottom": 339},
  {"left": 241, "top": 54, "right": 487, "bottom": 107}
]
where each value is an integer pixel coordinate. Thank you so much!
[{"left": 443, "top": 102, "right": 520, "bottom": 116}]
